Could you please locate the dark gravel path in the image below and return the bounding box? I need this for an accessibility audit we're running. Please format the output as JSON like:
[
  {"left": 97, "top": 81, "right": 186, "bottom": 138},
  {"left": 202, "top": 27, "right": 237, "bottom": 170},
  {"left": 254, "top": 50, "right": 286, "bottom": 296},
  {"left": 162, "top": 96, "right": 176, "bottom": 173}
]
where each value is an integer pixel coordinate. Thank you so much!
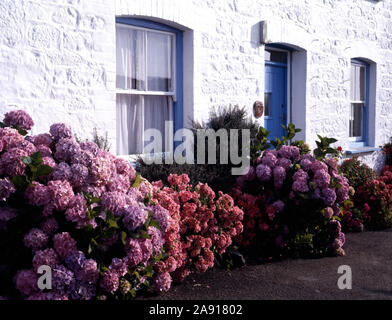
[{"left": 151, "top": 229, "right": 392, "bottom": 300}]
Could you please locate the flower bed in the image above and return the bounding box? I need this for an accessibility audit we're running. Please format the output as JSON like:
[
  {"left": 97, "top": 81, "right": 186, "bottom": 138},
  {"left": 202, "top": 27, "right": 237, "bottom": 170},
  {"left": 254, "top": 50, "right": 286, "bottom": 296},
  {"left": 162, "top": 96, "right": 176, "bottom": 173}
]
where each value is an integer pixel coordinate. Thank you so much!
[
  {"left": 0, "top": 110, "right": 243, "bottom": 300},
  {"left": 231, "top": 131, "right": 348, "bottom": 259}
]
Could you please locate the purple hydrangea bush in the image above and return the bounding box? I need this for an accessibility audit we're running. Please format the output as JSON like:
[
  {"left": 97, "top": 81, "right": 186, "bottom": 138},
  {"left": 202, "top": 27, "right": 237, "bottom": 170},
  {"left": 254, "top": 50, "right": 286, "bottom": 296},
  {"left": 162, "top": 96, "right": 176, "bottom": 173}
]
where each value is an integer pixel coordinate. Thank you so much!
[
  {"left": 0, "top": 110, "right": 171, "bottom": 300},
  {"left": 234, "top": 140, "right": 349, "bottom": 258}
]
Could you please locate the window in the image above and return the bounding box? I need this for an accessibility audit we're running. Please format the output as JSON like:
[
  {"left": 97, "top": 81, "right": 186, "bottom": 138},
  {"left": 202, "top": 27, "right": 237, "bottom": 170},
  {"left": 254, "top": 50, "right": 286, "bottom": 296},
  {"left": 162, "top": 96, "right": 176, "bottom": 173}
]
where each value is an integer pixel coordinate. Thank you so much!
[
  {"left": 349, "top": 59, "right": 368, "bottom": 142},
  {"left": 115, "top": 18, "right": 183, "bottom": 155}
]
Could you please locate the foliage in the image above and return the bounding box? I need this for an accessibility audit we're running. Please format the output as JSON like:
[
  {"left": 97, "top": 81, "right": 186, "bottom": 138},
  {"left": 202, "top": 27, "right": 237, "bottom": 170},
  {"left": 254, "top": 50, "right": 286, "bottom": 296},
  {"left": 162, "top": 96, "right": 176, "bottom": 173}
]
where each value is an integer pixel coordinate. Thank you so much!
[
  {"left": 232, "top": 127, "right": 348, "bottom": 259},
  {"left": 381, "top": 137, "right": 392, "bottom": 166},
  {"left": 0, "top": 109, "right": 242, "bottom": 300},
  {"left": 137, "top": 105, "right": 259, "bottom": 193}
]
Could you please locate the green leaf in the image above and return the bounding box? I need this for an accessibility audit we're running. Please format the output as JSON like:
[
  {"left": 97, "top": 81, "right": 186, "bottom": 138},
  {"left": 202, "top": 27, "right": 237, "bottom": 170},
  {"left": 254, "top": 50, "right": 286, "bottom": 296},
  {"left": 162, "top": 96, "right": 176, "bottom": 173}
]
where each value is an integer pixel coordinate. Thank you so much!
[
  {"left": 121, "top": 231, "right": 127, "bottom": 245},
  {"left": 149, "top": 219, "right": 161, "bottom": 230},
  {"left": 30, "top": 151, "right": 43, "bottom": 165},
  {"left": 11, "top": 176, "right": 27, "bottom": 189},
  {"left": 132, "top": 174, "right": 143, "bottom": 188},
  {"left": 107, "top": 218, "right": 119, "bottom": 229},
  {"left": 36, "top": 164, "right": 53, "bottom": 177},
  {"left": 22, "top": 156, "right": 32, "bottom": 165}
]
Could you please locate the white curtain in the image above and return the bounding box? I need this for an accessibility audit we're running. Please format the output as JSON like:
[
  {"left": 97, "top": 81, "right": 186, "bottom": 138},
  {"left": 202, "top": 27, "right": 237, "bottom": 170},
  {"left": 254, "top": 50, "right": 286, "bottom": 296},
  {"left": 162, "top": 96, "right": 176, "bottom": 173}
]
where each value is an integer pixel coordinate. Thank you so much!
[
  {"left": 147, "top": 31, "right": 171, "bottom": 91},
  {"left": 117, "top": 95, "right": 172, "bottom": 154},
  {"left": 116, "top": 26, "right": 145, "bottom": 90}
]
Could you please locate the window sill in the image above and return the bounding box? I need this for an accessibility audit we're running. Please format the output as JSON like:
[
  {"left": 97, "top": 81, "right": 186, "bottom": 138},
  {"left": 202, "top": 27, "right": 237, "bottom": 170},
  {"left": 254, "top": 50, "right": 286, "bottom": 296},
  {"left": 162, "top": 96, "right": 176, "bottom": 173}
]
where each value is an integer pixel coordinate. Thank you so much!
[{"left": 344, "top": 146, "right": 380, "bottom": 155}]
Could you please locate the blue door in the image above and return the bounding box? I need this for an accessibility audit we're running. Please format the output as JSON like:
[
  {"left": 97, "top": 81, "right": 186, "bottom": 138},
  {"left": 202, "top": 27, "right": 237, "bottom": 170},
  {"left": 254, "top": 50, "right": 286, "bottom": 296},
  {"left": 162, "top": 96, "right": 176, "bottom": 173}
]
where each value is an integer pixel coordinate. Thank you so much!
[{"left": 264, "top": 49, "right": 287, "bottom": 141}]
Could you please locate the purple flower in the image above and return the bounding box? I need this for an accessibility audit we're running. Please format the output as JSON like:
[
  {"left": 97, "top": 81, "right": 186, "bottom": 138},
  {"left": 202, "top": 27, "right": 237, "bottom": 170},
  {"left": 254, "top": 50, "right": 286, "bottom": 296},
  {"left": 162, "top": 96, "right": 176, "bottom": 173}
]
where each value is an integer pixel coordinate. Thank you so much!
[
  {"left": 3, "top": 109, "right": 34, "bottom": 131},
  {"left": 0, "top": 147, "right": 28, "bottom": 176},
  {"left": 50, "top": 123, "right": 73, "bottom": 141},
  {"left": 273, "top": 166, "right": 286, "bottom": 189},
  {"left": 313, "top": 169, "right": 330, "bottom": 189},
  {"left": 54, "top": 138, "right": 81, "bottom": 162},
  {"left": 53, "top": 232, "right": 77, "bottom": 260},
  {"left": 272, "top": 200, "right": 285, "bottom": 213},
  {"left": 32, "top": 248, "right": 59, "bottom": 272},
  {"left": 0, "top": 206, "right": 17, "bottom": 223},
  {"left": 300, "top": 158, "right": 313, "bottom": 171},
  {"left": 101, "top": 191, "right": 128, "bottom": 216},
  {"left": 0, "top": 178, "right": 15, "bottom": 201},
  {"left": 65, "top": 251, "right": 86, "bottom": 272},
  {"left": 256, "top": 164, "right": 272, "bottom": 181},
  {"left": 151, "top": 204, "right": 170, "bottom": 232},
  {"left": 47, "top": 180, "right": 74, "bottom": 212},
  {"left": 25, "top": 182, "right": 50, "bottom": 206},
  {"left": 243, "top": 166, "right": 256, "bottom": 181},
  {"left": 0, "top": 127, "right": 24, "bottom": 150},
  {"left": 70, "top": 164, "right": 89, "bottom": 188},
  {"left": 277, "top": 157, "right": 292, "bottom": 170},
  {"left": 153, "top": 272, "right": 172, "bottom": 292},
  {"left": 24, "top": 228, "right": 48, "bottom": 251},
  {"left": 292, "top": 178, "right": 309, "bottom": 193},
  {"left": 33, "top": 133, "right": 53, "bottom": 147},
  {"left": 261, "top": 152, "right": 278, "bottom": 168},
  {"left": 322, "top": 188, "right": 337, "bottom": 206},
  {"left": 14, "top": 269, "right": 38, "bottom": 296},
  {"left": 68, "top": 281, "right": 96, "bottom": 300},
  {"left": 278, "top": 145, "right": 300, "bottom": 162},
  {"left": 52, "top": 265, "right": 74, "bottom": 293},
  {"left": 77, "top": 259, "right": 99, "bottom": 284},
  {"left": 40, "top": 217, "right": 59, "bottom": 235},
  {"left": 107, "top": 173, "right": 131, "bottom": 193},
  {"left": 310, "top": 160, "right": 328, "bottom": 173},
  {"left": 36, "top": 144, "right": 52, "bottom": 157},
  {"left": 100, "top": 271, "right": 119, "bottom": 294},
  {"left": 124, "top": 238, "right": 143, "bottom": 267},
  {"left": 109, "top": 258, "right": 128, "bottom": 277},
  {"left": 65, "top": 194, "right": 89, "bottom": 228},
  {"left": 293, "top": 169, "right": 308, "bottom": 181},
  {"left": 122, "top": 205, "right": 148, "bottom": 231},
  {"left": 148, "top": 226, "right": 165, "bottom": 256}
]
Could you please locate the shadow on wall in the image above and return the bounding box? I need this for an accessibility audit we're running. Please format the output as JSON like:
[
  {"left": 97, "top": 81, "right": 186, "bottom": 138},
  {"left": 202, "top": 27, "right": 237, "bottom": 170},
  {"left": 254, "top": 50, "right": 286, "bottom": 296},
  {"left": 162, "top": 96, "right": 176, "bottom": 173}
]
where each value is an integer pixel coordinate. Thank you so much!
[{"left": 250, "top": 22, "right": 261, "bottom": 49}]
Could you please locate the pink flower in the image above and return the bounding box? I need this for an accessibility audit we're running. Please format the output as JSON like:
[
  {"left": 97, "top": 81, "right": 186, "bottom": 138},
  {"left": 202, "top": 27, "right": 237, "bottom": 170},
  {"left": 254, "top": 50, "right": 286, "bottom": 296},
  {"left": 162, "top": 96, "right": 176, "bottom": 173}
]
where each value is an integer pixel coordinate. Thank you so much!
[
  {"left": 53, "top": 232, "right": 77, "bottom": 260},
  {"left": 25, "top": 182, "right": 50, "bottom": 206},
  {"left": 32, "top": 248, "right": 59, "bottom": 272},
  {"left": 153, "top": 272, "right": 172, "bottom": 292},
  {"left": 40, "top": 218, "right": 59, "bottom": 235},
  {"left": 47, "top": 180, "right": 74, "bottom": 212},
  {"left": 24, "top": 228, "right": 48, "bottom": 251},
  {"left": 65, "top": 194, "right": 89, "bottom": 228},
  {"left": 33, "top": 133, "right": 52, "bottom": 147},
  {"left": 0, "top": 127, "right": 24, "bottom": 150},
  {"left": 313, "top": 169, "right": 330, "bottom": 189},
  {"left": 54, "top": 138, "right": 81, "bottom": 162},
  {"left": 100, "top": 271, "right": 119, "bottom": 293},
  {"left": 0, "top": 178, "right": 15, "bottom": 201},
  {"left": 50, "top": 123, "right": 73, "bottom": 140},
  {"left": 3, "top": 109, "right": 34, "bottom": 130},
  {"left": 0, "top": 147, "right": 28, "bottom": 176},
  {"left": 14, "top": 269, "right": 38, "bottom": 296},
  {"left": 109, "top": 258, "right": 128, "bottom": 277}
]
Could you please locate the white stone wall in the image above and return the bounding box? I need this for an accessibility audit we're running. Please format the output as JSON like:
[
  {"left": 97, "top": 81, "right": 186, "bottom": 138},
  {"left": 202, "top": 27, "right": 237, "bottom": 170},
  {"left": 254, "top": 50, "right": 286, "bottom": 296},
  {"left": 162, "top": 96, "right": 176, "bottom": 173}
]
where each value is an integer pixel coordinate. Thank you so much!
[
  {"left": 1, "top": 0, "right": 392, "bottom": 169},
  {"left": 0, "top": 0, "right": 116, "bottom": 147}
]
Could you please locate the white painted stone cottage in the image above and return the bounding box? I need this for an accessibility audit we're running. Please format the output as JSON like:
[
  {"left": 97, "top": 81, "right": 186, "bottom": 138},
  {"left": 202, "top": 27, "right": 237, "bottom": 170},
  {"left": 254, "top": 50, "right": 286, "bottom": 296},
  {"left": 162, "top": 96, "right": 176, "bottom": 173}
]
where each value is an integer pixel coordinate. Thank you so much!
[{"left": 1, "top": 0, "right": 392, "bottom": 170}]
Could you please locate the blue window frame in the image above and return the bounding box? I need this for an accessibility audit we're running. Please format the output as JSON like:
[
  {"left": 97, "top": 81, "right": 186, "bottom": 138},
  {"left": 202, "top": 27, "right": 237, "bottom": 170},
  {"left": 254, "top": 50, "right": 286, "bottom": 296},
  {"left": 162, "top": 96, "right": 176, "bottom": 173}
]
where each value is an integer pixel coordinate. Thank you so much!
[
  {"left": 349, "top": 59, "right": 369, "bottom": 146},
  {"left": 115, "top": 17, "right": 183, "bottom": 155}
]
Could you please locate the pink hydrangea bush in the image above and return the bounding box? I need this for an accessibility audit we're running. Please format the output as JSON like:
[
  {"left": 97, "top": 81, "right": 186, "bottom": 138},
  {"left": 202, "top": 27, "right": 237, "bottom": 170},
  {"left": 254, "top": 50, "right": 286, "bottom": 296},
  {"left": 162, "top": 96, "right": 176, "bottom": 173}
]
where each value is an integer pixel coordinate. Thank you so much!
[
  {"left": 233, "top": 145, "right": 348, "bottom": 259},
  {"left": 0, "top": 110, "right": 176, "bottom": 300},
  {"left": 150, "top": 174, "right": 244, "bottom": 282}
]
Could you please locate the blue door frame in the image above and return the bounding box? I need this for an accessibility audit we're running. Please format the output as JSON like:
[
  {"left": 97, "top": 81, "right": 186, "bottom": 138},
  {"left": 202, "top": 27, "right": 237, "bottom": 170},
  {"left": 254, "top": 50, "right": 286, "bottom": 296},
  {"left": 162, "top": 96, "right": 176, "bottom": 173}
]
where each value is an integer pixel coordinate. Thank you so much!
[{"left": 264, "top": 60, "right": 287, "bottom": 141}]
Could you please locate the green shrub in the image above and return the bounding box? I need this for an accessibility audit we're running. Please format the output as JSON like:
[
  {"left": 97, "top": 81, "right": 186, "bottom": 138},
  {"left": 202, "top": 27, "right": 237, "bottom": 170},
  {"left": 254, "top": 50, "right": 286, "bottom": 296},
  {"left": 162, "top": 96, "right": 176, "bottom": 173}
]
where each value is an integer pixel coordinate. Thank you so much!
[
  {"left": 137, "top": 105, "right": 258, "bottom": 193},
  {"left": 340, "top": 157, "right": 377, "bottom": 190}
]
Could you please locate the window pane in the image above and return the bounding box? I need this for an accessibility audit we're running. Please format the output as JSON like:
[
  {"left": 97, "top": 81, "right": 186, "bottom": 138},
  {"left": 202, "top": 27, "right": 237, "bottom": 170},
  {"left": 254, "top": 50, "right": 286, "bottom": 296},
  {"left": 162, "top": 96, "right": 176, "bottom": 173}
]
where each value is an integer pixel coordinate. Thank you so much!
[
  {"left": 116, "top": 94, "right": 144, "bottom": 154},
  {"left": 265, "top": 49, "right": 287, "bottom": 64},
  {"left": 144, "top": 96, "right": 172, "bottom": 152},
  {"left": 351, "top": 64, "right": 365, "bottom": 101},
  {"left": 349, "top": 103, "right": 363, "bottom": 137},
  {"left": 264, "top": 92, "right": 271, "bottom": 116},
  {"left": 116, "top": 26, "right": 145, "bottom": 90},
  {"left": 147, "top": 31, "right": 172, "bottom": 91}
]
